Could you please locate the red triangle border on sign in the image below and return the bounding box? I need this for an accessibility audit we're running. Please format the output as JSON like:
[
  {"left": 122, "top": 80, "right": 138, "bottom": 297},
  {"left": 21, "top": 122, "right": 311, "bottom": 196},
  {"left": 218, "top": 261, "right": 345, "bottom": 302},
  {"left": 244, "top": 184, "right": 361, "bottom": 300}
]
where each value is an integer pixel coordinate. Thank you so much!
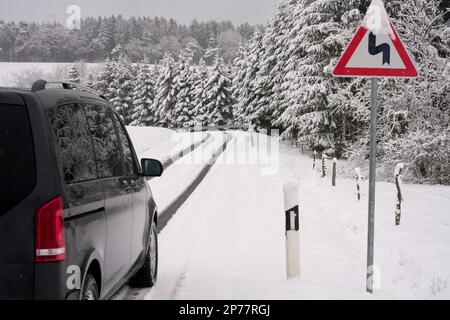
[{"left": 333, "top": 22, "right": 419, "bottom": 78}]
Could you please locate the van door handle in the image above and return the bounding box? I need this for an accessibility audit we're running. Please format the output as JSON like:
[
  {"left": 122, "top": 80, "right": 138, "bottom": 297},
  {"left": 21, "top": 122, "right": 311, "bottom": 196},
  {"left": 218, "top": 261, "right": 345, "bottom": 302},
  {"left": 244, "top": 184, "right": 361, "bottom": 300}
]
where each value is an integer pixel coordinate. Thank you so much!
[
  {"left": 127, "top": 180, "right": 140, "bottom": 193},
  {"left": 119, "top": 178, "right": 130, "bottom": 190},
  {"left": 120, "top": 178, "right": 138, "bottom": 193}
]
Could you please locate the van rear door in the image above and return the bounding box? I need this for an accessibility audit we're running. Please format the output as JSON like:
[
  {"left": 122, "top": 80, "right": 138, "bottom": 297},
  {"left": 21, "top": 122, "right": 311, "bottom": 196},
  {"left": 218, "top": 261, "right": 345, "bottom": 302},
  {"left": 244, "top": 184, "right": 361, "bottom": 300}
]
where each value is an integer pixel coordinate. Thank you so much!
[{"left": 0, "top": 92, "right": 37, "bottom": 299}]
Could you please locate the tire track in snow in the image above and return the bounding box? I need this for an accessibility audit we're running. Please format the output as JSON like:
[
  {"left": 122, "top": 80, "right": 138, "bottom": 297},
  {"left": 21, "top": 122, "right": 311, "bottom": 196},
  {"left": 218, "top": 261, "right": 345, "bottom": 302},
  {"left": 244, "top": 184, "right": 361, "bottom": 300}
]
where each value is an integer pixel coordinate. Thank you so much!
[
  {"left": 157, "top": 133, "right": 233, "bottom": 232},
  {"left": 159, "top": 133, "right": 211, "bottom": 170},
  {"left": 138, "top": 135, "right": 236, "bottom": 300}
]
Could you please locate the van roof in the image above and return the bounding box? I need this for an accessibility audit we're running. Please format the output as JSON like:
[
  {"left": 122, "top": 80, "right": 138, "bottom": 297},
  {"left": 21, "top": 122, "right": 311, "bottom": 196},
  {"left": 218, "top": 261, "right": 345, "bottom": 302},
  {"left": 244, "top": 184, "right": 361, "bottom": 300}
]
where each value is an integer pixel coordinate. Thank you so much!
[
  {"left": 0, "top": 82, "right": 107, "bottom": 110},
  {"left": 33, "top": 88, "right": 108, "bottom": 110}
]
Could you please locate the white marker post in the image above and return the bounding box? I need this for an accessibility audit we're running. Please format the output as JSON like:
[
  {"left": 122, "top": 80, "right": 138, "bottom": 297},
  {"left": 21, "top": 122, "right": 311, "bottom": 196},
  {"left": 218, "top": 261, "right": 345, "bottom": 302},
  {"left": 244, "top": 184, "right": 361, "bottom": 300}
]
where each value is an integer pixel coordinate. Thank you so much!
[
  {"left": 313, "top": 151, "right": 317, "bottom": 171},
  {"left": 332, "top": 158, "right": 337, "bottom": 187},
  {"left": 322, "top": 154, "right": 328, "bottom": 178},
  {"left": 355, "top": 168, "right": 362, "bottom": 201},
  {"left": 394, "top": 163, "right": 404, "bottom": 226},
  {"left": 283, "top": 182, "right": 300, "bottom": 279},
  {"left": 249, "top": 125, "right": 255, "bottom": 147}
]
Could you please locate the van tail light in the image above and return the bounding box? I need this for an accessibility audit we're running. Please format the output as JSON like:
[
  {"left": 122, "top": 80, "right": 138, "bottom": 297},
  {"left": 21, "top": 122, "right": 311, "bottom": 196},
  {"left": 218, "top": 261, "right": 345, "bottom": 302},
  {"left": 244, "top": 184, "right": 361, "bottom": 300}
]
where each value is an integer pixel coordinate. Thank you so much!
[{"left": 35, "top": 196, "right": 66, "bottom": 263}]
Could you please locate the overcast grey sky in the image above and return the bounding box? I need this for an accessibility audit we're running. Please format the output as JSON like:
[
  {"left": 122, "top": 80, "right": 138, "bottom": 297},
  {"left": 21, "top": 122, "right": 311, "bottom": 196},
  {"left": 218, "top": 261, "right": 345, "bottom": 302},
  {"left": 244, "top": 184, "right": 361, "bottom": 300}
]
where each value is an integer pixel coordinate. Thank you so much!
[{"left": 0, "top": 0, "right": 281, "bottom": 25}]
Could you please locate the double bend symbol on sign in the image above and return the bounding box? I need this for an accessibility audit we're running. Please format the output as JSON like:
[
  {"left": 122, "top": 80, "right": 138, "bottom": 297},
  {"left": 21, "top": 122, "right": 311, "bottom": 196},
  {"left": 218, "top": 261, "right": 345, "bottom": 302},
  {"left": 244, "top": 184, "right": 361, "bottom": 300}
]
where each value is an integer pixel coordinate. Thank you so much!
[{"left": 368, "top": 32, "right": 390, "bottom": 65}]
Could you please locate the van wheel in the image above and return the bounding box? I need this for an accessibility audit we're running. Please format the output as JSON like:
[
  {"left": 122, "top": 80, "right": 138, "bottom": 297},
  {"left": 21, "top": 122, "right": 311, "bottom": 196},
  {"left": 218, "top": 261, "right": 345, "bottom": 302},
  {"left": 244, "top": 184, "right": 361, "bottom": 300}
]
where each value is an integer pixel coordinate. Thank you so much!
[
  {"left": 129, "top": 223, "right": 158, "bottom": 288},
  {"left": 81, "top": 274, "right": 99, "bottom": 300}
]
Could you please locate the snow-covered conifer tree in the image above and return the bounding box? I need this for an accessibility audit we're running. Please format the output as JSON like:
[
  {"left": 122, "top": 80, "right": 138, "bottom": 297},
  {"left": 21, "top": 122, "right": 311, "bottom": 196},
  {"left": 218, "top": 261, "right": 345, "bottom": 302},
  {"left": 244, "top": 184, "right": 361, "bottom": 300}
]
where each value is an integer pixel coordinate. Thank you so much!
[
  {"left": 192, "top": 58, "right": 210, "bottom": 127},
  {"left": 203, "top": 57, "right": 234, "bottom": 126},
  {"left": 232, "top": 0, "right": 301, "bottom": 129},
  {"left": 173, "top": 49, "right": 196, "bottom": 128},
  {"left": 108, "top": 54, "right": 136, "bottom": 124},
  {"left": 153, "top": 55, "right": 177, "bottom": 128},
  {"left": 204, "top": 35, "right": 220, "bottom": 66},
  {"left": 66, "top": 64, "right": 81, "bottom": 84},
  {"left": 130, "top": 58, "right": 157, "bottom": 126},
  {"left": 277, "top": 0, "right": 364, "bottom": 152},
  {"left": 93, "top": 58, "right": 117, "bottom": 98},
  {"left": 232, "top": 30, "right": 265, "bottom": 126},
  {"left": 263, "top": 0, "right": 301, "bottom": 128},
  {"left": 231, "top": 43, "right": 250, "bottom": 125},
  {"left": 86, "top": 74, "right": 95, "bottom": 88},
  {"left": 249, "top": 1, "right": 297, "bottom": 129}
]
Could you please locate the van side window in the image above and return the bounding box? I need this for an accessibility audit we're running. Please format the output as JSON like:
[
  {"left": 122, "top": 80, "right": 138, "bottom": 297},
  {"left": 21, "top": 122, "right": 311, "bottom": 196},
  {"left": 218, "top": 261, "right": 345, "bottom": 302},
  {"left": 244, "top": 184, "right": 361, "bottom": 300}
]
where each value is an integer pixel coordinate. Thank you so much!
[
  {"left": 47, "top": 104, "right": 97, "bottom": 184},
  {"left": 113, "top": 114, "right": 135, "bottom": 176},
  {"left": 84, "top": 104, "right": 124, "bottom": 178}
]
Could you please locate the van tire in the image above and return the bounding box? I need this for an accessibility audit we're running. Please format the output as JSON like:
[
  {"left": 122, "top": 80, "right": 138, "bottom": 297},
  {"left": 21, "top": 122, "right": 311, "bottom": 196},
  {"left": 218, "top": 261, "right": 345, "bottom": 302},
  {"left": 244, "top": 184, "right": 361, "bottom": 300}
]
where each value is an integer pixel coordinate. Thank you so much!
[
  {"left": 129, "top": 223, "right": 158, "bottom": 288},
  {"left": 81, "top": 274, "right": 99, "bottom": 300}
]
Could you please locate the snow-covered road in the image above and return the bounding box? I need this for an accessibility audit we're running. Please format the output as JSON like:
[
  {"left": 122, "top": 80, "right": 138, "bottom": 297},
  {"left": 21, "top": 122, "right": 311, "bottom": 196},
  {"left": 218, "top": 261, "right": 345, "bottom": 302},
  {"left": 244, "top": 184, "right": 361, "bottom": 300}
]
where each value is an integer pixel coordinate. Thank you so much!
[
  {"left": 116, "top": 130, "right": 450, "bottom": 300},
  {"left": 145, "top": 132, "right": 286, "bottom": 300}
]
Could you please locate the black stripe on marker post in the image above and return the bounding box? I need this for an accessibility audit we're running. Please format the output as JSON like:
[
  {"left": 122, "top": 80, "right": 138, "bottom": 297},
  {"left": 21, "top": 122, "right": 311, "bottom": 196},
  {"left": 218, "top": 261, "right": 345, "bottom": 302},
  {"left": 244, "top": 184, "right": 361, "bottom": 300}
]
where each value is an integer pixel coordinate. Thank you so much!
[
  {"left": 285, "top": 205, "right": 299, "bottom": 232},
  {"left": 357, "top": 184, "right": 361, "bottom": 201}
]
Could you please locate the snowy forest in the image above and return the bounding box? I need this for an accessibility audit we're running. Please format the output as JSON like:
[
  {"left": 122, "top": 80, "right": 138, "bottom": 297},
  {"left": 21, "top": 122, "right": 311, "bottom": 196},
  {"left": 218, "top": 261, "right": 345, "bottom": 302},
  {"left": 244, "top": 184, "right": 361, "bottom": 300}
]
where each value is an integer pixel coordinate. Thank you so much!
[
  {"left": 0, "top": 16, "right": 255, "bottom": 63},
  {"left": 6, "top": 0, "right": 450, "bottom": 185}
]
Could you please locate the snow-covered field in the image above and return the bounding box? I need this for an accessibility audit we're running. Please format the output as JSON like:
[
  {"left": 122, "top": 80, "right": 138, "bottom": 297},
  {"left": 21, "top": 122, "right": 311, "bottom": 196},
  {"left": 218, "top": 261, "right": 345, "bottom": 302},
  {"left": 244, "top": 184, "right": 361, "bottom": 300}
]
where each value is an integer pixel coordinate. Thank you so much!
[
  {"left": 123, "top": 130, "right": 450, "bottom": 300},
  {"left": 0, "top": 62, "right": 159, "bottom": 87},
  {"left": 0, "top": 62, "right": 100, "bottom": 87}
]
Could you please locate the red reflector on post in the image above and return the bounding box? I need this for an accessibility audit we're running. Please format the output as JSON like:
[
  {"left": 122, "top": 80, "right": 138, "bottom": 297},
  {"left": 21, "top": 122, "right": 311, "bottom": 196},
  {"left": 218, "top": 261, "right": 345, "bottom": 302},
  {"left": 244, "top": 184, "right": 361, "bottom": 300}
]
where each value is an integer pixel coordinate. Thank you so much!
[{"left": 35, "top": 196, "right": 66, "bottom": 263}]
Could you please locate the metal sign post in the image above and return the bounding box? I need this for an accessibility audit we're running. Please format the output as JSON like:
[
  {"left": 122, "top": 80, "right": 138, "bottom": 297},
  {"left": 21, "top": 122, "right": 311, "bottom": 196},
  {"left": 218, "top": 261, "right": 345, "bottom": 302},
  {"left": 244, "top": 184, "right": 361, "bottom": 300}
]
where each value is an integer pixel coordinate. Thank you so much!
[
  {"left": 333, "top": 0, "right": 418, "bottom": 294},
  {"left": 366, "top": 78, "right": 378, "bottom": 293}
]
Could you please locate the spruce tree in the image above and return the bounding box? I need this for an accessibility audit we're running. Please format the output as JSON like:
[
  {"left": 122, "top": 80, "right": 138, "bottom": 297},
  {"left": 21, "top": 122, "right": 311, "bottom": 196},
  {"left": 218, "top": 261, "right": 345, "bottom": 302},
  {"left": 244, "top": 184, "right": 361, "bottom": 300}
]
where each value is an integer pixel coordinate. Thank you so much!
[
  {"left": 231, "top": 43, "right": 250, "bottom": 125},
  {"left": 86, "top": 74, "right": 95, "bottom": 88},
  {"left": 232, "top": 30, "right": 265, "bottom": 127},
  {"left": 153, "top": 55, "right": 177, "bottom": 127},
  {"left": 108, "top": 54, "right": 136, "bottom": 124},
  {"left": 93, "top": 58, "right": 117, "bottom": 98},
  {"left": 204, "top": 35, "right": 220, "bottom": 66},
  {"left": 264, "top": 0, "right": 301, "bottom": 128},
  {"left": 173, "top": 49, "right": 196, "bottom": 128},
  {"left": 66, "top": 64, "right": 81, "bottom": 84},
  {"left": 277, "top": 0, "right": 364, "bottom": 152},
  {"left": 130, "top": 58, "right": 157, "bottom": 126},
  {"left": 193, "top": 58, "right": 210, "bottom": 127},
  {"left": 249, "top": 1, "right": 296, "bottom": 129},
  {"left": 204, "top": 57, "right": 234, "bottom": 126}
]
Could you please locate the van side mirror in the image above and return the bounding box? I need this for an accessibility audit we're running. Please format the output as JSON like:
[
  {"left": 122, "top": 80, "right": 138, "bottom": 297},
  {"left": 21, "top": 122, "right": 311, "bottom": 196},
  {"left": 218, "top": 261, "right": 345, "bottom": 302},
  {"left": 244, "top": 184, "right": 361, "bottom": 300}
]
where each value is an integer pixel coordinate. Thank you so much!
[{"left": 141, "top": 159, "right": 164, "bottom": 177}]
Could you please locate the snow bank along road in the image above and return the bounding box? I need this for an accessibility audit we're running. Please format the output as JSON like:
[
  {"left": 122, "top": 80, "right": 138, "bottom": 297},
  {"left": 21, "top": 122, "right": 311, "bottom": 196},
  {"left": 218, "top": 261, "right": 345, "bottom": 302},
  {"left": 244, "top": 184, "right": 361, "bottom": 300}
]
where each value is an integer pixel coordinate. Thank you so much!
[
  {"left": 116, "top": 129, "right": 450, "bottom": 300},
  {"left": 151, "top": 132, "right": 232, "bottom": 231}
]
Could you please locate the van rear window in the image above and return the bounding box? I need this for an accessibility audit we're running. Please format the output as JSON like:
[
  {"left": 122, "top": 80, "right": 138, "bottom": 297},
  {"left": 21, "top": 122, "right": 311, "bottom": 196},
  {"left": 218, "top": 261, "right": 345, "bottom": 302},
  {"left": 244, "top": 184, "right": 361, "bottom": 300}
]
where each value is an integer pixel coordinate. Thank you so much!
[{"left": 0, "top": 104, "right": 36, "bottom": 215}]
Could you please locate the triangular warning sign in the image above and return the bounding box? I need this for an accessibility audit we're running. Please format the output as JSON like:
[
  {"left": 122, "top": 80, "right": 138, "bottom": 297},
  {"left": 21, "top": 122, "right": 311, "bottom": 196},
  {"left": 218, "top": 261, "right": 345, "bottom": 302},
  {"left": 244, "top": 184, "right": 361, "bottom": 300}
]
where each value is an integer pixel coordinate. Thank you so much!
[{"left": 333, "top": 1, "right": 418, "bottom": 78}]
